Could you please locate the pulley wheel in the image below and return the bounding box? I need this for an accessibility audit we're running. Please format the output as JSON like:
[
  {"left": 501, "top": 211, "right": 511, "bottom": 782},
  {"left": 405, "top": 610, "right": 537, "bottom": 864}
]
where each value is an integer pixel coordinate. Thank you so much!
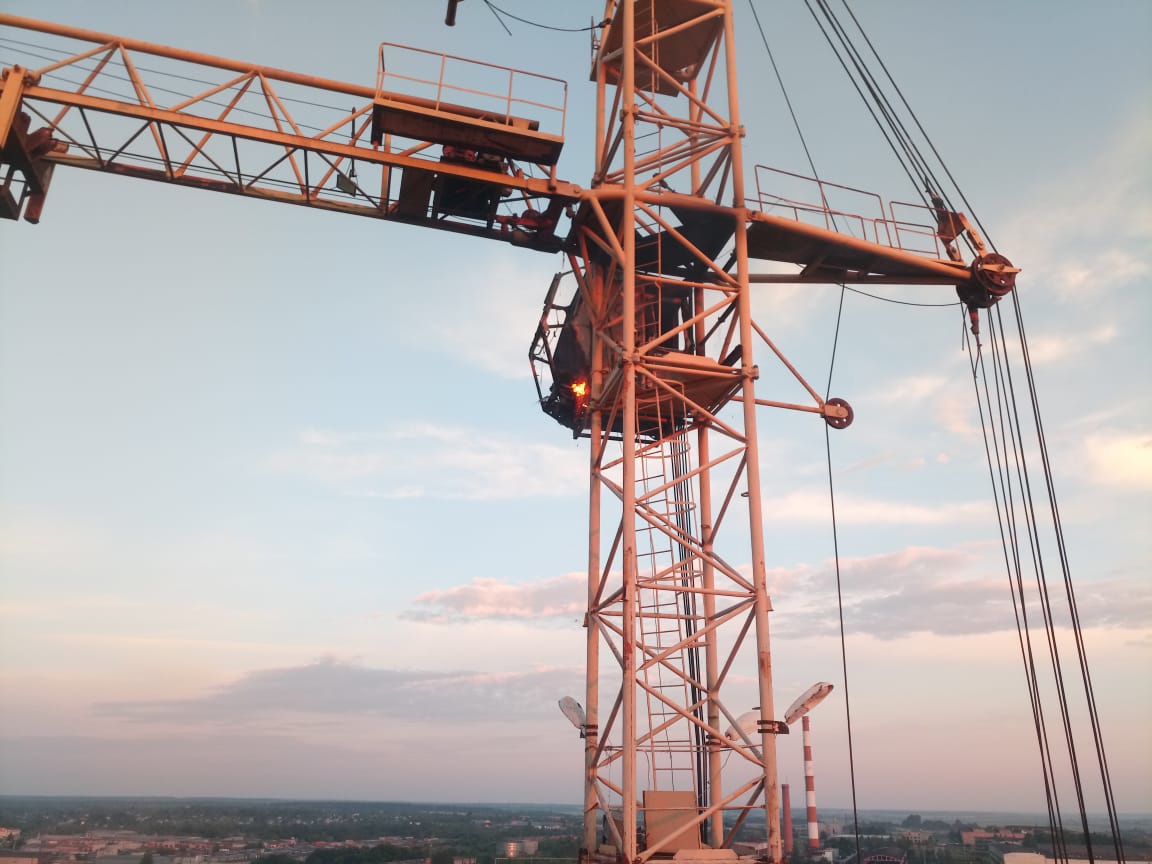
[
  {"left": 973, "top": 253, "right": 1017, "bottom": 297},
  {"left": 824, "top": 397, "right": 854, "bottom": 429}
]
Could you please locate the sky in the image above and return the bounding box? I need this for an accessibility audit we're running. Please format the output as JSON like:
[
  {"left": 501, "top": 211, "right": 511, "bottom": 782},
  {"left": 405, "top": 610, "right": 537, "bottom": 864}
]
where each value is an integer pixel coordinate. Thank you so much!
[{"left": 0, "top": 0, "right": 1149, "bottom": 818}]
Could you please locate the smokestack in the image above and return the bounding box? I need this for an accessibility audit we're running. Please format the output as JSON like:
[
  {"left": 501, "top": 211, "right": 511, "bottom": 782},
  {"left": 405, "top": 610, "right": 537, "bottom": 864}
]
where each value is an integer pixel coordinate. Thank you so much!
[
  {"left": 803, "top": 715, "right": 819, "bottom": 850},
  {"left": 782, "top": 783, "right": 794, "bottom": 857}
]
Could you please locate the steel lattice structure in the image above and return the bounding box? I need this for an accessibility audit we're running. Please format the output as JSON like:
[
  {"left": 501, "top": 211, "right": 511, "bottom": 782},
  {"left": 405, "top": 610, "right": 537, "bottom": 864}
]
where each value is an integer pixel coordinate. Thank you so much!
[
  {"left": 3, "top": 6, "right": 1014, "bottom": 864},
  {"left": 560, "top": 2, "right": 794, "bottom": 860}
]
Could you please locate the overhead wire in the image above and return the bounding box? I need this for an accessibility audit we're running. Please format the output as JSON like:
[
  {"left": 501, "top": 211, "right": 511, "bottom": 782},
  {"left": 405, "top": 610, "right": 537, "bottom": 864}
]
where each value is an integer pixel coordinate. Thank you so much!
[
  {"left": 2, "top": 10, "right": 1127, "bottom": 855},
  {"left": 797, "top": 0, "right": 925, "bottom": 207},
  {"left": 772, "top": 0, "right": 1126, "bottom": 856},
  {"left": 843, "top": 286, "right": 960, "bottom": 308},
  {"left": 745, "top": 2, "right": 863, "bottom": 859},
  {"left": 963, "top": 321, "right": 1069, "bottom": 860},
  {"left": 821, "top": 288, "right": 863, "bottom": 864},
  {"left": 792, "top": 3, "right": 1078, "bottom": 838},
  {"left": 981, "top": 315, "right": 1071, "bottom": 858},
  {"left": 481, "top": 1, "right": 610, "bottom": 33}
]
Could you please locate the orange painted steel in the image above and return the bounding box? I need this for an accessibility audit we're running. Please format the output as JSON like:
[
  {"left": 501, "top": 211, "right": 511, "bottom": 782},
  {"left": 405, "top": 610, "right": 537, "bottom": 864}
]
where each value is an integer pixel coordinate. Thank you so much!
[
  {"left": 4, "top": 12, "right": 1014, "bottom": 864},
  {"left": 561, "top": 2, "right": 790, "bottom": 861},
  {"left": 0, "top": 14, "right": 579, "bottom": 249}
]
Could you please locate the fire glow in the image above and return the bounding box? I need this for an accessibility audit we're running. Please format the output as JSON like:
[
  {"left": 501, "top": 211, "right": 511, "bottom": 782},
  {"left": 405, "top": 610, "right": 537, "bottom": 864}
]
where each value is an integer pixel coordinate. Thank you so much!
[{"left": 571, "top": 380, "right": 588, "bottom": 398}]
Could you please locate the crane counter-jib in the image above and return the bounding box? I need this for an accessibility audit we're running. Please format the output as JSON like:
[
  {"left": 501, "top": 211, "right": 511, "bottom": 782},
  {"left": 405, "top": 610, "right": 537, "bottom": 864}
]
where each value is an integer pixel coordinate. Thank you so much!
[{"left": 0, "top": 13, "right": 578, "bottom": 249}]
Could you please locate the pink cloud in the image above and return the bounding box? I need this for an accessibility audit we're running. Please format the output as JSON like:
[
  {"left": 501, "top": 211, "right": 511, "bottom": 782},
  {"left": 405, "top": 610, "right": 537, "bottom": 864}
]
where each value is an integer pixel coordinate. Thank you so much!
[{"left": 403, "top": 573, "right": 586, "bottom": 623}]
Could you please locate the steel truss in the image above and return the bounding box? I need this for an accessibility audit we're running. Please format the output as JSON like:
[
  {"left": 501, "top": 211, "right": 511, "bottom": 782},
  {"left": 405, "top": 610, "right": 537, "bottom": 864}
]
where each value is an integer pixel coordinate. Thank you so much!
[
  {"left": 0, "top": 15, "right": 578, "bottom": 248},
  {"left": 4, "top": 11, "right": 1010, "bottom": 864},
  {"left": 571, "top": 2, "right": 789, "bottom": 862},
  {"left": 553, "top": 5, "right": 1005, "bottom": 858}
]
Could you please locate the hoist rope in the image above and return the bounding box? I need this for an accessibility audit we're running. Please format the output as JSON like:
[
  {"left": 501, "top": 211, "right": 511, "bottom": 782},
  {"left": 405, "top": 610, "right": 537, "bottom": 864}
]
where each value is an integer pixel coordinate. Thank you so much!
[
  {"left": 763, "top": 0, "right": 1127, "bottom": 856},
  {"left": 822, "top": 287, "right": 864, "bottom": 864},
  {"left": 799, "top": 0, "right": 928, "bottom": 208},
  {"left": 968, "top": 324, "right": 1069, "bottom": 858},
  {"left": 747, "top": 3, "right": 863, "bottom": 856},
  {"left": 1006, "top": 289, "right": 1126, "bottom": 857},
  {"left": 834, "top": 0, "right": 986, "bottom": 246},
  {"left": 746, "top": 2, "right": 821, "bottom": 182}
]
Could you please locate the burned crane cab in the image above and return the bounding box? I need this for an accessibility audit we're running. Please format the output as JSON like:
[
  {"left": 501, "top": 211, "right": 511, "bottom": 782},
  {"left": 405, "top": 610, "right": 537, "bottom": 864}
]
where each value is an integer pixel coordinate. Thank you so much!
[
  {"left": 530, "top": 273, "right": 594, "bottom": 437},
  {"left": 530, "top": 271, "right": 742, "bottom": 441},
  {"left": 532, "top": 187, "right": 747, "bottom": 441}
]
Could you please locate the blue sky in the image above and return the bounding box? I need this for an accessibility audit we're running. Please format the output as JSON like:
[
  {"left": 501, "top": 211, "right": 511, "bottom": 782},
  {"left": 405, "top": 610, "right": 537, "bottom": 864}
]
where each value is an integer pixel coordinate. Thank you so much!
[{"left": 1, "top": 1, "right": 1149, "bottom": 814}]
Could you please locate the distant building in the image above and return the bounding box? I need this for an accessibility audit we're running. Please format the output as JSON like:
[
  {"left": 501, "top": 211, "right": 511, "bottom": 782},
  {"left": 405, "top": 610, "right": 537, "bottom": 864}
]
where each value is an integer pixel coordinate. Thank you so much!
[
  {"left": 962, "top": 831, "right": 1026, "bottom": 847},
  {"left": 0, "top": 855, "right": 46, "bottom": 864},
  {"left": 862, "top": 849, "right": 907, "bottom": 864},
  {"left": 1002, "top": 855, "right": 1045, "bottom": 864},
  {"left": 895, "top": 830, "right": 931, "bottom": 844},
  {"left": 1005, "top": 856, "right": 1121, "bottom": 864}
]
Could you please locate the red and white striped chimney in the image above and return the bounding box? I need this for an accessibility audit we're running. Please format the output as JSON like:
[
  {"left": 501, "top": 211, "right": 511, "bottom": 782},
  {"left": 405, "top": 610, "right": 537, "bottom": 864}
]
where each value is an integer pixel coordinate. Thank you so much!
[
  {"left": 782, "top": 783, "right": 794, "bottom": 857},
  {"left": 803, "top": 715, "right": 819, "bottom": 850}
]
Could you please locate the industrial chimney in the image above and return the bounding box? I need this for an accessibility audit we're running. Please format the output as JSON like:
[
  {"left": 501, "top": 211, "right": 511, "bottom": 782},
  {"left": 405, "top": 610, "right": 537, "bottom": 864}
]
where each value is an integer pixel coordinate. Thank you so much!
[
  {"left": 782, "top": 783, "right": 794, "bottom": 857},
  {"left": 803, "top": 715, "right": 818, "bottom": 850}
]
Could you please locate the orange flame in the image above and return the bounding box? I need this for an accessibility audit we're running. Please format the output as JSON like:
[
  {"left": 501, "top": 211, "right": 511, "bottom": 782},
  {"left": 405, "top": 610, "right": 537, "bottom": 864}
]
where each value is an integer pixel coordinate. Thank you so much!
[{"left": 571, "top": 380, "right": 588, "bottom": 398}]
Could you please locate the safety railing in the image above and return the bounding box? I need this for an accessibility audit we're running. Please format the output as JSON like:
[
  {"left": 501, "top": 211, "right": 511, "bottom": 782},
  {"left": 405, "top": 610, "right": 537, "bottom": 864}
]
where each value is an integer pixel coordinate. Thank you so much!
[
  {"left": 753, "top": 165, "right": 955, "bottom": 261},
  {"left": 376, "top": 42, "right": 567, "bottom": 140}
]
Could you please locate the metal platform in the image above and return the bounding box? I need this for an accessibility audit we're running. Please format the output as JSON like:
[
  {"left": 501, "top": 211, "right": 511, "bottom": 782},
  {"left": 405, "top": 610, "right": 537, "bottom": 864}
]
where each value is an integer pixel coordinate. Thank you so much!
[{"left": 595, "top": 0, "right": 725, "bottom": 96}]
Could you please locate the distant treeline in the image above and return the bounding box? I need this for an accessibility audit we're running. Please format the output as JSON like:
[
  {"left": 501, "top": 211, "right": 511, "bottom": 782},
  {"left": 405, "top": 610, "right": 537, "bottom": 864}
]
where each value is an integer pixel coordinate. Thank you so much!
[
  {"left": 0, "top": 798, "right": 581, "bottom": 845},
  {"left": 255, "top": 838, "right": 587, "bottom": 864},
  {"left": 254, "top": 848, "right": 442, "bottom": 864}
]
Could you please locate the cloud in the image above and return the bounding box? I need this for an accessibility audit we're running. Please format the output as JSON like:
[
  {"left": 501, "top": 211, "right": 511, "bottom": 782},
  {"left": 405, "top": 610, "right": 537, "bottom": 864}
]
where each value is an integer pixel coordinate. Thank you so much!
[
  {"left": 936, "top": 392, "right": 981, "bottom": 438},
  {"left": 423, "top": 252, "right": 555, "bottom": 380},
  {"left": 1081, "top": 432, "right": 1152, "bottom": 490},
  {"left": 750, "top": 278, "right": 825, "bottom": 334},
  {"left": 1001, "top": 324, "right": 1118, "bottom": 367},
  {"left": 1004, "top": 107, "right": 1151, "bottom": 305},
  {"left": 765, "top": 488, "right": 992, "bottom": 525},
  {"left": 869, "top": 374, "right": 949, "bottom": 403},
  {"left": 95, "top": 657, "right": 582, "bottom": 725},
  {"left": 393, "top": 538, "right": 1152, "bottom": 645},
  {"left": 403, "top": 572, "right": 585, "bottom": 623},
  {"left": 265, "top": 423, "right": 587, "bottom": 499},
  {"left": 770, "top": 545, "right": 1152, "bottom": 640}
]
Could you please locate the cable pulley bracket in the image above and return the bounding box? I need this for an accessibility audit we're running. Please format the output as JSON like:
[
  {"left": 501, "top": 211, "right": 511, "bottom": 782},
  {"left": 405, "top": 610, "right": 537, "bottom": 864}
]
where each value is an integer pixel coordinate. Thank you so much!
[{"left": 822, "top": 397, "right": 854, "bottom": 430}]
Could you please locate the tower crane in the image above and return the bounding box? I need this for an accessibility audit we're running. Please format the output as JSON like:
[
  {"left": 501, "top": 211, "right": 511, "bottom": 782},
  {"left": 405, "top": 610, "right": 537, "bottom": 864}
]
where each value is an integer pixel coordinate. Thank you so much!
[{"left": 0, "top": 4, "right": 1027, "bottom": 864}]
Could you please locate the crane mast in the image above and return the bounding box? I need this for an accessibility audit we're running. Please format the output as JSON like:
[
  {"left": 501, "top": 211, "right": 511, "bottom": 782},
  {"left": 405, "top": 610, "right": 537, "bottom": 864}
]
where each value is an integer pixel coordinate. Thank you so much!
[
  {"left": 535, "top": 5, "right": 1012, "bottom": 863},
  {"left": 563, "top": 2, "right": 785, "bottom": 861},
  {"left": 2, "top": 5, "right": 1019, "bottom": 864}
]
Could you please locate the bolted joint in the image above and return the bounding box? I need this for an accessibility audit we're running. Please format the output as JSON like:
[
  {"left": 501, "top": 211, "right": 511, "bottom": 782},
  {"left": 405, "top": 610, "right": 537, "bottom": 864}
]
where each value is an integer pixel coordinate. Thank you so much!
[
  {"left": 1, "top": 65, "right": 39, "bottom": 87},
  {"left": 757, "top": 719, "right": 789, "bottom": 735},
  {"left": 822, "top": 397, "right": 854, "bottom": 429}
]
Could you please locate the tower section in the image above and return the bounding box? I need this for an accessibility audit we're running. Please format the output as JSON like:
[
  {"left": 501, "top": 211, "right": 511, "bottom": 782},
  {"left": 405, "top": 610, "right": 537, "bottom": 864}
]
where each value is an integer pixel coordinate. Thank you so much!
[{"left": 532, "top": 3, "right": 785, "bottom": 861}]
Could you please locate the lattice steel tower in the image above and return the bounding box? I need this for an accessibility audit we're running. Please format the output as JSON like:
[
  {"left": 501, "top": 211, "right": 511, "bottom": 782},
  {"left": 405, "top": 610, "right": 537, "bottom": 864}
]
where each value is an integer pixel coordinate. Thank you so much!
[{"left": 534, "top": 3, "right": 810, "bottom": 861}]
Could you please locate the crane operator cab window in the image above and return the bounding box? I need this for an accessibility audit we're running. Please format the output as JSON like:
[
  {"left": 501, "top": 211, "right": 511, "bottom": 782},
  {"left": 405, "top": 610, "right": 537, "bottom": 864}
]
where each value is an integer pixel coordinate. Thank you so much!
[{"left": 640, "top": 283, "right": 694, "bottom": 354}]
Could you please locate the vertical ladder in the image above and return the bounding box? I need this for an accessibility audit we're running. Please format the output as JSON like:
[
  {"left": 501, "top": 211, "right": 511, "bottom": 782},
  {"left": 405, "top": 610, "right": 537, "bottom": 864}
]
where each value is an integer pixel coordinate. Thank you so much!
[{"left": 634, "top": 435, "right": 703, "bottom": 798}]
